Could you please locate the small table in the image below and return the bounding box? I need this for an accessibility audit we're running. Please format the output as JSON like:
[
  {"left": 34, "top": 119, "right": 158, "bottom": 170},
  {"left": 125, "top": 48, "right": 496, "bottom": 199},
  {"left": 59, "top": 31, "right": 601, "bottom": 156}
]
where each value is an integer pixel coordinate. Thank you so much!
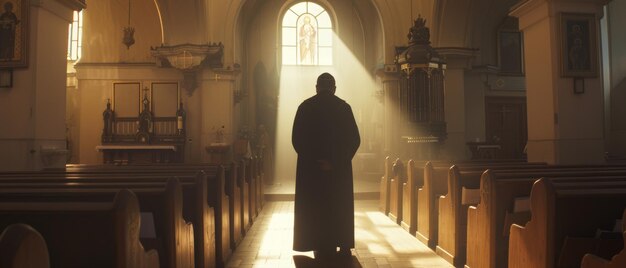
[
  {"left": 466, "top": 142, "right": 501, "bottom": 159},
  {"left": 96, "top": 145, "right": 178, "bottom": 164}
]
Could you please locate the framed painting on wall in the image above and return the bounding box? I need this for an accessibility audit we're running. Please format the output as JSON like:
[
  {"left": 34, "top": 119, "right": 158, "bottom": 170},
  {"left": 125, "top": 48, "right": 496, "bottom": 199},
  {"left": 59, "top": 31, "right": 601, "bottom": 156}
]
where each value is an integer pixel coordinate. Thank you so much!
[
  {"left": 0, "top": 0, "right": 29, "bottom": 68},
  {"left": 560, "top": 13, "right": 598, "bottom": 77},
  {"left": 498, "top": 31, "right": 524, "bottom": 75}
]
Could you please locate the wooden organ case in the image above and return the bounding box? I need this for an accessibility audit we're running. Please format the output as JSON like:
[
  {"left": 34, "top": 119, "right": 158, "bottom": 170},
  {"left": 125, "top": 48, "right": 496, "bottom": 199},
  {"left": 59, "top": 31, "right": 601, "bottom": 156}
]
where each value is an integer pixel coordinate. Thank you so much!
[
  {"left": 98, "top": 94, "right": 186, "bottom": 164},
  {"left": 395, "top": 16, "right": 447, "bottom": 159}
]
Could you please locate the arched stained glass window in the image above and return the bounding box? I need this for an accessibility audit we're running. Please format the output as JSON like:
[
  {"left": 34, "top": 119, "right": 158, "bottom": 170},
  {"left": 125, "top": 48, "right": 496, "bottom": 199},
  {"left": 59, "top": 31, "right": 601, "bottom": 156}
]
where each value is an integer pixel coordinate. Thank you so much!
[{"left": 282, "top": 2, "right": 332, "bottom": 66}]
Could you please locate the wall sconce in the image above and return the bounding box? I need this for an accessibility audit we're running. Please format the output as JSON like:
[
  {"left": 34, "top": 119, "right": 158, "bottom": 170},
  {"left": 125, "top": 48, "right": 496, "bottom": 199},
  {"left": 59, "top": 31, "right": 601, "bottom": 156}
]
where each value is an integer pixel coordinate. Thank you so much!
[
  {"left": 573, "top": 77, "right": 584, "bottom": 94},
  {"left": 0, "top": 69, "right": 12, "bottom": 88}
]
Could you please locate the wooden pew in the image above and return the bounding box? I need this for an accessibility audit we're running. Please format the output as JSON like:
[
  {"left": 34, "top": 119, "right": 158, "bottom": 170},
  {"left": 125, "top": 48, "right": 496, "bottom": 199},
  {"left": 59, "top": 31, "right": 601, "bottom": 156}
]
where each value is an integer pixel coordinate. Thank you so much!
[
  {"left": 466, "top": 169, "right": 626, "bottom": 268},
  {"left": 254, "top": 156, "right": 264, "bottom": 213},
  {"left": 379, "top": 157, "right": 393, "bottom": 214},
  {"left": 0, "top": 223, "right": 50, "bottom": 268},
  {"left": 508, "top": 178, "right": 626, "bottom": 268},
  {"left": 238, "top": 159, "right": 251, "bottom": 234},
  {"left": 0, "top": 189, "right": 160, "bottom": 268},
  {"left": 245, "top": 158, "right": 256, "bottom": 226},
  {"left": 416, "top": 161, "right": 451, "bottom": 248},
  {"left": 0, "top": 169, "right": 220, "bottom": 268},
  {"left": 388, "top": 158, "right": 405, "bottom": 224},
  {"left": 224, "top": 162, "right": 242, "bottom": 250},
  {"left": 0, "top": 178, "right": 195, "bottom": 268},
  {"left": 52, "top": 165, "right": 229, "bottom": 268},
  {"left": 434, "top": 163, "right": 546, "bottom": 266},
  {"left": 400, "top": 160, "right": 426, "bottom": 234},
  {"left": 581, "top": 209, "right": 626, "bottom": 268}
]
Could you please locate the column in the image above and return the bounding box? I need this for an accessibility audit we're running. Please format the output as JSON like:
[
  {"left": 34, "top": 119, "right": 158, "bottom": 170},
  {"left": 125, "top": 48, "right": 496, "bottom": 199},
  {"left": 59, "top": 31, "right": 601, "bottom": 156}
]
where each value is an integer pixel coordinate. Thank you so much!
[
  {"left": 0, "top": 0, "right": 85, "bottom": 170},
  {"left": 511, "top": 0, "right": 606, "bottom": 164},
  {"left": 438, "top": 48, "right": 477, "bottom": 160}
]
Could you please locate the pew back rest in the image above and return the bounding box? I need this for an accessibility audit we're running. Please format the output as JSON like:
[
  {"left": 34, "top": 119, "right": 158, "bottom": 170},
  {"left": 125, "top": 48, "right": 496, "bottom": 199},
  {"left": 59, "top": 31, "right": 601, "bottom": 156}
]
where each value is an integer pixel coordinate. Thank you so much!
[
  {"left": 0, "top": 190, "right": 153, "bottom": 268},
  {"left": 530, "top": 179, "right": 626, "bottom": 267}
]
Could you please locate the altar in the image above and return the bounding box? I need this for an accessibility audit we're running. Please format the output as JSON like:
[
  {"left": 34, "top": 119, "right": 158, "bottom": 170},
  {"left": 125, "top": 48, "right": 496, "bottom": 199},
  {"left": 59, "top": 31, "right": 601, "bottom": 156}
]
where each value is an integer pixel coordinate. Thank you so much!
[
  {"left": 97, "top": 92, "right": 186, "bottom": 165},
  {"left": 96, "top": 145, "right": 178, "bottom": 164}
]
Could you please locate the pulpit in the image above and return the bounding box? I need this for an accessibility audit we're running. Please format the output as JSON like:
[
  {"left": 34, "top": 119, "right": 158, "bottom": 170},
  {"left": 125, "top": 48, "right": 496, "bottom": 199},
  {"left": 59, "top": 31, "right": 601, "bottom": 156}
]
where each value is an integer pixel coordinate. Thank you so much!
[{"left": 395, "top": 15, "right": 447, "bottom": 159}]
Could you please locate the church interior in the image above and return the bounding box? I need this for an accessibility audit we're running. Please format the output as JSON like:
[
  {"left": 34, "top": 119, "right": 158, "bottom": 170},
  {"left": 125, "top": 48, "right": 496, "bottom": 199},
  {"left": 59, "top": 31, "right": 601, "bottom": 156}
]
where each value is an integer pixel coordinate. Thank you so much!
[{"left": 1, "top": 0, "right": 626, "bottom": 267}]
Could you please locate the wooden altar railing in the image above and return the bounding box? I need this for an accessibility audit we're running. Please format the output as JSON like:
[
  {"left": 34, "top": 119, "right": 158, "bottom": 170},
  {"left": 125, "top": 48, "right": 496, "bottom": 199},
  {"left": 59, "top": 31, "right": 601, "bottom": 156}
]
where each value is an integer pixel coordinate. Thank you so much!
[{"left": 99, "top": 96, "right": 186, "bottom": 164}]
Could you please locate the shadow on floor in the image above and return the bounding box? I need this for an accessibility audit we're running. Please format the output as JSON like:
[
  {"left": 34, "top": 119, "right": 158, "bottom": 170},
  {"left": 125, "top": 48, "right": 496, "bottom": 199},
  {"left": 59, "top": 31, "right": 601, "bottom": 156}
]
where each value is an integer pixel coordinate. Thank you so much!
[{"left": 293, "top": 255, "right": 362, "bottom": 268}]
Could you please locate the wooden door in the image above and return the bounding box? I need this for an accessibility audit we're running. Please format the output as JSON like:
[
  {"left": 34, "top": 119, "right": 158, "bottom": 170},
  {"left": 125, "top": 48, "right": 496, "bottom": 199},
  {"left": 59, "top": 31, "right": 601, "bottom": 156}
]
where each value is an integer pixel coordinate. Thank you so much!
[{"left": 485, "top": 97, "right": 527, "bottom": 159}]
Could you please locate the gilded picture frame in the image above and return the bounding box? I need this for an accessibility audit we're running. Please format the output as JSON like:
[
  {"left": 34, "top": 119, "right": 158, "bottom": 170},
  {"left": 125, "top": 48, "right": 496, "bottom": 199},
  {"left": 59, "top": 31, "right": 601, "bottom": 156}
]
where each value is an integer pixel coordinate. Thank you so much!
[
  {"left": 560, "top": 13, "right": 597, "bottom": 77},
  {"left": 0, "top": 0, "right": 28, "bottom": 68}
]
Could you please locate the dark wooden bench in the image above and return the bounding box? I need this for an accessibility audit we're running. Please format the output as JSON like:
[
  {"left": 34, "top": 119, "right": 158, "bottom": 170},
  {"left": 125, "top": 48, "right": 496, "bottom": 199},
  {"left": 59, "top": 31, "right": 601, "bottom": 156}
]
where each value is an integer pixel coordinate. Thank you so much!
[
  {"left": 237, "top": 159, "right": 250, "bottom": 235},
  {"left": 241, "top": 158, "right": 256, "bottom": 227},
  {"left": 0, "top": 189, "right": 160, "bottom": 268},
  {"left": 388, "top": 158, "right": 405, "bottom": 224},
  {"left": 0, "top": 177, "right": 195, "bottom": 268},
  {"left": 410, "top": 162, "right": 543, "bottom": 251},
  {"left": 253, "top": 156, "right": 264, "bottom": 215},
  {"left": 466, "top": 169, "right": 626, "bottom": 268},
  {"left": 508, "top": 178, "right": 626, "bottom": 268},
  {"left": 581, "top": 209, "right": 626, "bottom": 268},
  {"left": 0, "top": 223, "right": 51, "bottom": 268},
  {"left": 379, "top": 157, "right": 393, "bottom": 215},
  {"left": 400, "top": 160, "right": 427, "bottom": 234},
  {"left": 434, "top": 163, "right": 554, "bottom": 266},
  {"left": 41, "top": 166, "right": 228, "bottom": 268},
  {"left": 0, "top": 169, "right": 223, "bottom": 268}
]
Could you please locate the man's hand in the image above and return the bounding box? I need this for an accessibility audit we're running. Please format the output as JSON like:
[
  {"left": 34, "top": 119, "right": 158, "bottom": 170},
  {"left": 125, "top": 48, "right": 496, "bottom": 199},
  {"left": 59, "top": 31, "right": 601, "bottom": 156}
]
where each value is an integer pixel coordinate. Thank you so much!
[{"left": 316, "top": 159, "right": 332, "bottom": 171}]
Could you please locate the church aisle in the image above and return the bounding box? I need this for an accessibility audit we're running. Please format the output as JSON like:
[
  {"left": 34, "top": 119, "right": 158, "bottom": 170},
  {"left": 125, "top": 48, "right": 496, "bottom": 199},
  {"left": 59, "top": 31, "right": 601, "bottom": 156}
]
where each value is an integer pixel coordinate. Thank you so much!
[{"left": 226, "top": 200, "right": 453, "bottom": 268}]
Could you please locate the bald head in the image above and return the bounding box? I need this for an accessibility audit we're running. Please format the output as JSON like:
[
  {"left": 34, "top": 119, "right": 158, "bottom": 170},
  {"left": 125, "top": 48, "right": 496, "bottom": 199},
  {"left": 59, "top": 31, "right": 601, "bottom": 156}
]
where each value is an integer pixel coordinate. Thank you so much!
[{"left": 316, "top": 72, "right": 336, "bottom": 95}]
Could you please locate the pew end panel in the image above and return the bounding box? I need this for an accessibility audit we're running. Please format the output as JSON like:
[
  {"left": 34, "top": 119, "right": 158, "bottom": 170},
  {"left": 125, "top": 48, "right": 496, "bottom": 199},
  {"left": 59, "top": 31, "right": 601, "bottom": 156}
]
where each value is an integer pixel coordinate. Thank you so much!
[
  {"left": 415, "top": 161, "right": 449, "bottom": 249},
  {"left": 380, "top": 156, "right": 392, "bottom": 214},
  {"left": 435, "top": 166, "right": 481, "bottom": 266},
  {"left": 401, "top": 159, "right": 420, "bottom": 235},
  {"left": 465, "top": 171, "right": 535, "bottom": 268},
  {"left": 0, "top": 223, "right": 50, "bottom": 268},
  {"left": 509, "top": 178, "right": 626, "bottom": 268},
  {"left": 225, "top": 162, "right": 243, "bottom": 250},
  {"left": 239, "top": 159, "right": 251, "bottom": 234},
  {"left": 388, "top": 158, "right": 404, "bottom": 224}
]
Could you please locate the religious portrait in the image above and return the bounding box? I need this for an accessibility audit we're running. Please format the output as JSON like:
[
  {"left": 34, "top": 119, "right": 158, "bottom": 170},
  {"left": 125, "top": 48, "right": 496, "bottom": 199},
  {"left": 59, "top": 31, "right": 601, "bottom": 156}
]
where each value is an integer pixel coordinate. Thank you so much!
[
  {"left": 0, "top": 0, "right": 28, "bottom": 68},
  {"left": 498, "top": 31, "right": 524, "bottom": 75},
  {"left": 297, "top": 14, "right": 317, "bottom": 65},
  {"left": 560, "top": 13, "right": 597, "bottom": 77}
]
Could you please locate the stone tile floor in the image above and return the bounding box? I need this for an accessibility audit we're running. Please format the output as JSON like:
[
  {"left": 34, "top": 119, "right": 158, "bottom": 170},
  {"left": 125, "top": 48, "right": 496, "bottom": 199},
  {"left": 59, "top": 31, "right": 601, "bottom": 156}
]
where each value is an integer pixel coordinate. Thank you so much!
[{"left": 226, "top": 200, "right": 453, "bottom": 268}]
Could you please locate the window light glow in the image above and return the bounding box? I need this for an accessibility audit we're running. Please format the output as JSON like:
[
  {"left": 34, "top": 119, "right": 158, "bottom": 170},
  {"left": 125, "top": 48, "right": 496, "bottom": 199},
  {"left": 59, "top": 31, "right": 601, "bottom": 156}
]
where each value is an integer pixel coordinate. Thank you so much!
[{"left": 281, "top": 2, "right": 332, "bottom": 66}]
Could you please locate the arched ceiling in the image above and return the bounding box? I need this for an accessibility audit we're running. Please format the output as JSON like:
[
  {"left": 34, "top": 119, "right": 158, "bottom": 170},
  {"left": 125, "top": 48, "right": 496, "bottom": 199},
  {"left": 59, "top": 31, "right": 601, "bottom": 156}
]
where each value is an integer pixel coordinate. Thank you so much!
[{"left": 433, "top": 0, "right": 520, "bottom": 65}]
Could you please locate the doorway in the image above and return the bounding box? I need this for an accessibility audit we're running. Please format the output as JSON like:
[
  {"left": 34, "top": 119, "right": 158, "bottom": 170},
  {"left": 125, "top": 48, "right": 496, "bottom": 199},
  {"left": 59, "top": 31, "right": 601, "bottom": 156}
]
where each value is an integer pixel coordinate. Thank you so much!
[{"left": 485, "top": 96, "right": 527, "bottom": 159}]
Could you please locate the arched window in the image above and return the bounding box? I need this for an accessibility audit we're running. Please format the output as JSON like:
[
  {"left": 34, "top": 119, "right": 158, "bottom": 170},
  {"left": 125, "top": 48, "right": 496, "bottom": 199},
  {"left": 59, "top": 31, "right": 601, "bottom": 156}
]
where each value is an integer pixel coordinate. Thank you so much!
[{"left": 281, "top": 2, "right": 332, "bottom": 66}]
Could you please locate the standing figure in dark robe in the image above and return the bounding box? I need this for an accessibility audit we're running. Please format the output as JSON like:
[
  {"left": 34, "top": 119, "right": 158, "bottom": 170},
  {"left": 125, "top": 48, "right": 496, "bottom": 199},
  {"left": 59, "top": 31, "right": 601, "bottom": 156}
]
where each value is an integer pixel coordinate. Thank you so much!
[{"left": 292, "top": 72, "right": 360, "bottom": 259}]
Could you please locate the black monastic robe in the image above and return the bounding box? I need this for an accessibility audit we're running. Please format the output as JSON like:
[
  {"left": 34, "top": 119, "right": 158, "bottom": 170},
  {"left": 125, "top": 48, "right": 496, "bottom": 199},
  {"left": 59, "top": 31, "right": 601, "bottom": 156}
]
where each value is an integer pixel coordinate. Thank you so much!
[{"left": 292, "top": 92, "right": 360, "bottom": 251}]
